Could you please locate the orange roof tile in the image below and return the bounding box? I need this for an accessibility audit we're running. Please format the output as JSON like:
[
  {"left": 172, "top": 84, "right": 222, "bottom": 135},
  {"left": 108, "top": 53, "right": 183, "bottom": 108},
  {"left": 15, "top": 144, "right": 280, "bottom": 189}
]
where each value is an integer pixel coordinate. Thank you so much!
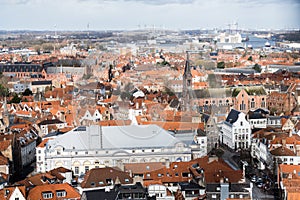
[
  {"left": 27, "top": 183, "right": 80, "bottom": 200},
  {"left": 0, "top": 186, "right": 26, "bottom": 200},
  {"left": 37, "top": 139, "right": 51, "bottom": 148},
  {"left": 0, "top": 140, "right": 11, "bottom": 151}
]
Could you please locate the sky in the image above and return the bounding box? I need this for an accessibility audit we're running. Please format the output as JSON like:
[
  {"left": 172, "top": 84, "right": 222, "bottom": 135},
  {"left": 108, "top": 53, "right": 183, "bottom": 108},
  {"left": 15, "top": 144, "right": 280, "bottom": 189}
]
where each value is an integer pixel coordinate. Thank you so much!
[{"left": 1, "top": 0, "right": 299, "bottom": 30}]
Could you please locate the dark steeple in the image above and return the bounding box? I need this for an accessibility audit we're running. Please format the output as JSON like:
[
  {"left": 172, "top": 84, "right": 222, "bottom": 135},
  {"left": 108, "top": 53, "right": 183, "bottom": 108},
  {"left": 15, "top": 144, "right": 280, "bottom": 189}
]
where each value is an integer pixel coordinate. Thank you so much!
[
  {"left": 183, "top": 52, "right": 192, "bottom": 78},
  {"left": 182, "top": 51, "right": 193, "bottom": 111}
]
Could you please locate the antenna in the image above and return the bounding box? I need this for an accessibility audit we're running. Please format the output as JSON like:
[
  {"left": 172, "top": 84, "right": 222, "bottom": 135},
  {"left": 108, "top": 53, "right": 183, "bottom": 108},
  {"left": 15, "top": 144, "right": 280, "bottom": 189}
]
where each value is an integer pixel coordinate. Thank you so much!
[
  {"left": 54, "top": 24, "right": 57, "bottom": 38},
  {"left": 87, "top": 23, "right": 90, "bottom": 38},
  {"left": 54, "top": 24, "right": 57, "bottom": 52}
]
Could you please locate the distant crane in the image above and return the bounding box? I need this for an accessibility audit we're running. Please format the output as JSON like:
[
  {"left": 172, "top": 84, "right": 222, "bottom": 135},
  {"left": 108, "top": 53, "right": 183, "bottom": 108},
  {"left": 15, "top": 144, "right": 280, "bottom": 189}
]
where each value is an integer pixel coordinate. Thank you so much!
[
  {"left": 226, "top": 22, "right": 239, "bottom": 34},
  {"left": 53, "top": 24, "right": 57, "bottom": 52},
  {"left": 87, "top": 23, "right": 90, "bottom": 38}
]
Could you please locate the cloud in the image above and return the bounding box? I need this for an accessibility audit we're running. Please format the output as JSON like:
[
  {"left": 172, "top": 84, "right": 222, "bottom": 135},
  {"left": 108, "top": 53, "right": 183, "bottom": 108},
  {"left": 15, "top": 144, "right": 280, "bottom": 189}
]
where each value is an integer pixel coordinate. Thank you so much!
[
  {"left": 0, "top": 0, "right": 31, "bottom": 4},
  {"left": 78, "top": 0, "right": 196, "bottom": 5},
  {"left": 232, "top": 0, "right": 300, "bottom": 5},
  {"left": 122, "top": 0, "right": 196, "bottom": 5}
]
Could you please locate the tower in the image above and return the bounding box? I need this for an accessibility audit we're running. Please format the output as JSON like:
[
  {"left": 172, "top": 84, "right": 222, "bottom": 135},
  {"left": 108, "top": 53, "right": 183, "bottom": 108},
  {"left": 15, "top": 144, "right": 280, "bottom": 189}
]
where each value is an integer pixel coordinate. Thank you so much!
[
  {"left": 182, "top": 52, "right": 193, "bottom": 111},
  {"left": 3, "top": 96, "right": 9, "bottom": 128}
]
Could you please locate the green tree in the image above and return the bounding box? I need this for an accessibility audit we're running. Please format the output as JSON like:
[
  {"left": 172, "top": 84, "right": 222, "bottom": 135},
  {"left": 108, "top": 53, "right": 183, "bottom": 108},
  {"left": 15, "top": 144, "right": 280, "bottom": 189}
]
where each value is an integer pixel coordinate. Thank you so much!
[
  {"left": 0, "top": 84, "right": 9, "bottom": 97},
  {"left": 10, "top": 94, "right": 21, "bottom": 103},
  {"left": 248, "top": 56, "right": 253, "bottom": 61},
  {"left": 120, "top": 92, "right": 131, "bottom": 100},
  {"left": 22, "top": 88, "right": 33, "bottom": 96},
  {"left": 217, "top": 61, "right": 225, "bottom": 69},
  {"left": 253, "top": 63, "right": 262, "bottom": 73}
]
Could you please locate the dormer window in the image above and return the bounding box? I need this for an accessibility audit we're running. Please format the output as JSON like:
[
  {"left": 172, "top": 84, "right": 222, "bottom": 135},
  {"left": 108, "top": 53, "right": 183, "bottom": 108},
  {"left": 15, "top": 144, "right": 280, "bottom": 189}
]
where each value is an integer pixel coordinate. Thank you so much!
[
  {"left": 56, "top": 190, "right": 66, "bottom": 197},
  {"left": 106, "top": 178, "right": 112, "bottom": 185},
  {"left": 42, "top": 192, "right": 53, "bottom": 199}
]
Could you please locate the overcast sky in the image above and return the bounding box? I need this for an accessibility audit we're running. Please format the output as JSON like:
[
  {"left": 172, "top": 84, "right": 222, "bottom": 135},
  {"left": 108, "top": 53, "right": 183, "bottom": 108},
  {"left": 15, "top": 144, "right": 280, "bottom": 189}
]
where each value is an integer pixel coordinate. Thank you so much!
[{"left": 1, "top": 0, "right": 299, "bottom": 30}]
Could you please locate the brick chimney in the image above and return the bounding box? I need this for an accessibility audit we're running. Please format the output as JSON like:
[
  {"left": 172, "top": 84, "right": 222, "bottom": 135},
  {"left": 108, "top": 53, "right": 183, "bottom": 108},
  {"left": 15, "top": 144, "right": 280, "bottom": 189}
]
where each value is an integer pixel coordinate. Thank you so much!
[{"left": 282, "top": 139, "right": 286, "bottom": 147}]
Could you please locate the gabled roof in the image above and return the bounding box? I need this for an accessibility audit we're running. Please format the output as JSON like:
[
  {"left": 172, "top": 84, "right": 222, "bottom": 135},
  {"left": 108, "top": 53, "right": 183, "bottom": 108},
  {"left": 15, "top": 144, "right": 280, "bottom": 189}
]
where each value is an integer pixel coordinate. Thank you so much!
[
  {"left": 124, "top": 162, "right": 165, "bottom": 174},
  {"left": 38, "top": 119, "right": 64, "bottom": 126},
  {"left": 82, "top": 183, "right": 146, "bottom": 200},
  {"left": 82, "top": 188, "right": 118, "bottom": 200},
  {"left": 0, "top": 140, "right": 11, "bottom": 152},
  {"left": 0, "top": 186, "right": 26, "bottom": 200},
  {"left": 27, "top": 183, "right": 80, "bottom": 200},
  {"left": 232, "top": 86, "right": 266, "bottom": 97},
  {"left": 225, "top": 109, "right": 240, "bottom": 124},
  {"left": 31, "top": 80, "right": 52, "bottom": 85},
  {"left": 81, "top": 167, "right": 133, "bottom": 188},
  {"left": 270, "top": 146, "right": 296, "bottom": 156},
  {"left": 0, "top": 153, "right": 9, "bottom": 165},
  {"left": 141, "top": 156, "right": 243, "bottom": 184},
  {"left": 249, "top": 111, "right": 266, "bottom": 119}
]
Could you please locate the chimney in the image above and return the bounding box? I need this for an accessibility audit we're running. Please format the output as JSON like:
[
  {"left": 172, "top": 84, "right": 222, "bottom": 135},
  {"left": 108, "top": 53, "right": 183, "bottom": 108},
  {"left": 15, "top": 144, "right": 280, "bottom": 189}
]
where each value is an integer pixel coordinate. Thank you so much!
[
  {"left": 220, "top": 181, "right": 229, "bottom": 200},
  {"left": 105, "top": 186, "right": 110, "bottom": 192},
  {"left": 289, "top": 130, "right": 293, "bottom": 137},
  {"left": 135, "top": 101, "right": 139, "bottom": 110},
  {"left": 209, "top": 156, "right": 218, "bottom": 163},
  {"left": 282, "top": 139, "right": 286, "bottom": 147},
  {"left": 165, "top": 160, "right": 170, "bottom": 169}
]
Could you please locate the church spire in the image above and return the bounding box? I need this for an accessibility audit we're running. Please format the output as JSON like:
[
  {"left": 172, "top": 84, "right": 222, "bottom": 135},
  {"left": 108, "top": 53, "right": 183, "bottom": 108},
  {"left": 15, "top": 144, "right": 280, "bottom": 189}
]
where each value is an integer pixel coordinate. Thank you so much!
[
  {"left": 183, "top": 51, "right": 191, "bottom": 77},
  {"left": 182, "top": 51, "right": 193, "bottom": 112}
]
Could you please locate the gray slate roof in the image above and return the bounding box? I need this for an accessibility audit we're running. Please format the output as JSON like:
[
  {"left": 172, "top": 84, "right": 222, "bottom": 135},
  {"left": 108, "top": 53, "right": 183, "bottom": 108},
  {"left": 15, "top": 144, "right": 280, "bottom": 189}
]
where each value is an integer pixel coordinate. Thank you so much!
[
  {"left": 48, "top": 124, "right": 182, "bottom": 150},
  {"left": 225, "top": 109, "right": 241, "bottom": 124}
]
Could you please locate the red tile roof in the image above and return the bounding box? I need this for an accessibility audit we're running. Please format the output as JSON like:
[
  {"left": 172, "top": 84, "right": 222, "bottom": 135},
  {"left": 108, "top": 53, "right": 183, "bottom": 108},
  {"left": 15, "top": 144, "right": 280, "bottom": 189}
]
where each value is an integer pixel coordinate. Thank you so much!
[
  {"left": 0, "top": 186, "right": 26, "bottom": 200},
  {"left": 27, "top": 183, "right": 80, "bottom": 200}
]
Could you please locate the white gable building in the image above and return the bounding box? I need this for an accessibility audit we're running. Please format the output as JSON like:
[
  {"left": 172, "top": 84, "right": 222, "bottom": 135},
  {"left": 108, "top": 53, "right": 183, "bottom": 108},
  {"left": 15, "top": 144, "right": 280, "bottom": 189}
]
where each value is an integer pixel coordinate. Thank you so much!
[{"left": 220, "top": 109, "right": 251, "bottom": 150}]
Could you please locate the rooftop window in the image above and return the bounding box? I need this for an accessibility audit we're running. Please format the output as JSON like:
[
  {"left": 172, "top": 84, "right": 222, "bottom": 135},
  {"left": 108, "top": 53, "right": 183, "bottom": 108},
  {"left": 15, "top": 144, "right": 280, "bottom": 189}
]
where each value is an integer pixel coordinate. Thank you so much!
[
  {"left": 42, "top": 192, "right": 53, "bottom": 199},
  {"left": 56, "top": 190, "right": 66, "bottom": 197}
]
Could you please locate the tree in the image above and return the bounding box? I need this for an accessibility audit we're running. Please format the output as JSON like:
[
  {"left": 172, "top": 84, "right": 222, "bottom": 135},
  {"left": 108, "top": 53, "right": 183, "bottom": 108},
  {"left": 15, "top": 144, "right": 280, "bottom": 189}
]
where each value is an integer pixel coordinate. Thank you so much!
[
  {"left": 253, "top": 63, "right": 262, "bottom": 73},
  {"left": 10, "top": 94, "right": 21, "bottom": 103},
  {"left": 248, "top": 56, "right": 253, "bottom": 61},
  {"left": 217, "top": 61, "right": 225, "bottom": 69},
  {"left": 22, "top": 88, "right": 33, "bottom": 96},
  {"left": 0, "top": 84, "right": 9, "bottom": 98},
  {"left": 120, "top": 92, "right": 131, "bottom": 100}
]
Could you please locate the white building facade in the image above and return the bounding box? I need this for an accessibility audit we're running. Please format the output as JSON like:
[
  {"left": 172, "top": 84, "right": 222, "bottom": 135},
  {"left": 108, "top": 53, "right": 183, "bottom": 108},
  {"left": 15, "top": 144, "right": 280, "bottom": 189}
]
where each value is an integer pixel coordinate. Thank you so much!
[
  {"left": 220, "top": 109, "right": 251, "bottom": 150},
  {"left": 38, "top": 125, "right": 192, "bottom": 175}
]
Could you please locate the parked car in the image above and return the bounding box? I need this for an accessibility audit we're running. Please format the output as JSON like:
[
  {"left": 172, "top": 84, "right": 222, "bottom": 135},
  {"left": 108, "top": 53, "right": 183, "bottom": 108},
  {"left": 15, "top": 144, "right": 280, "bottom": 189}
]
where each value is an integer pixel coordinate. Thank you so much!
[
  {"left": 257, "top": 182, "right": 264, "bottom": 188},
  {"left": 256, "top": 177, "right": 263, "bottom": 183},
  {"left": 251, "top": 175, "right": 257, "bottom": 182}
]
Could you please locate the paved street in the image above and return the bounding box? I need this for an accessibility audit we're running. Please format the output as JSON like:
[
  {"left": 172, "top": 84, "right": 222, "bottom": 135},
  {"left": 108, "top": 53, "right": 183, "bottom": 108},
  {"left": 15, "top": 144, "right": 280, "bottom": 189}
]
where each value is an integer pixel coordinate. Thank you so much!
[
  {"left": 219, "top": 146, "right": 277, "bottom": 200},
  {"left": 252, "top": 181, "right": 276, "bottom": 200}
]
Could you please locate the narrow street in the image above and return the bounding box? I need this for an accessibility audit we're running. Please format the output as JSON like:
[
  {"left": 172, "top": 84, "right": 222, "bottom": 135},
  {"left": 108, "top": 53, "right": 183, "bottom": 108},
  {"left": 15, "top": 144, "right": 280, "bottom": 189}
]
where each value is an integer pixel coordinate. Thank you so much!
[{"left": 219, "top": 146, "right": 276, "bottom": 200}]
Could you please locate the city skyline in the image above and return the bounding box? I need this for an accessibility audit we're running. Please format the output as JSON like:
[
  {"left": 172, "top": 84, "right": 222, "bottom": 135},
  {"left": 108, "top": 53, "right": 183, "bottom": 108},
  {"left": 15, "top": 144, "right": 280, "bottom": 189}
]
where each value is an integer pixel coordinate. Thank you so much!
[{"left": 1, "top": 0, "right": 300, "bottom": 31}]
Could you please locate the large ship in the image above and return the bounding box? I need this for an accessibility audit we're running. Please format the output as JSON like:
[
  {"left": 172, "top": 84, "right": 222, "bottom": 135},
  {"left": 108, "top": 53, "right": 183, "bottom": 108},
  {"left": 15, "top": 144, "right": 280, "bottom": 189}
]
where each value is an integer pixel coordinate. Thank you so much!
[
  {"left": 214, "top": 32, "right": 243, "bottom": 49},
  {"left": 242, "top": 36, "right": 249, "bottom": 42},
  {"left": 265, "top": 41, "right": 271, "bottom": 47}
]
